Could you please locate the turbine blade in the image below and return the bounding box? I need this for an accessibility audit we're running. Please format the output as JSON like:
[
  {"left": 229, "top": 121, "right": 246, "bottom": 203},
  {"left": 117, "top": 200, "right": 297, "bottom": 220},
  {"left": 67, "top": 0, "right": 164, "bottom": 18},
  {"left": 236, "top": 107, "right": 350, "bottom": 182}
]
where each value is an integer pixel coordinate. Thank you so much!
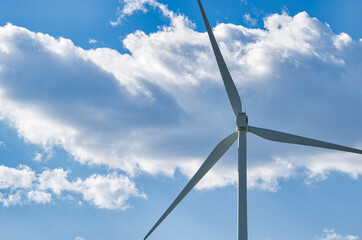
[
  {"left": 144, "top": 131, "right": 238, "bottom": 239},
  {"left": 248, "top": 126, "right": 362, "bottom": 154},
  {"left": 197, "top": 0, "right": 242, "bottom": 117}
]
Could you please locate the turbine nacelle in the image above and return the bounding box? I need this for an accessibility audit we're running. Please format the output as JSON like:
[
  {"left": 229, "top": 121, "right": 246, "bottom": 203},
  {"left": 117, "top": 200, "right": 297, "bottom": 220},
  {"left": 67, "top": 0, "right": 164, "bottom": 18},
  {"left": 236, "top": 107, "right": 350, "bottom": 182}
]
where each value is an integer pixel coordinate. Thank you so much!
[{"left": 237, "top": 112, "right": 248, "bottom": 131}]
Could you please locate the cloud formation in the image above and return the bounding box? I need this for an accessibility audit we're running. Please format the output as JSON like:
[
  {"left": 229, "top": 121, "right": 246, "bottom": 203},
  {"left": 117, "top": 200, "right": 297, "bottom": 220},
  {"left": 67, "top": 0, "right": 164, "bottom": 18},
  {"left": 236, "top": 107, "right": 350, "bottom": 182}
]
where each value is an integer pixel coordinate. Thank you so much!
[
  {"left": 111, "top": 0, "right": 176, "bottom": 26},
  {"left": 0, "top": 165, "right": 144, "bottom": 209},
  {"left": 0, "top": 1, "right": 361, "bottom": 195},
  {"left": 318, "top": 229, "right": 359, "bottom": 240},
  {"left": 243, "top": 13, "right": 258, "bottom": 26}
]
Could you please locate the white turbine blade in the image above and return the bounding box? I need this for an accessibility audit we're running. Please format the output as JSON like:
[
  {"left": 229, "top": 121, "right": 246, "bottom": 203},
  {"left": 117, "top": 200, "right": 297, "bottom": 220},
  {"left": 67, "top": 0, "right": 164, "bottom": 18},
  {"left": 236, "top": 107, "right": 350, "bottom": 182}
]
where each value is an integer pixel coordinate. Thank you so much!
[
  {"left": 144, "top": 131, "right": 238, "bottom": 240},
  {"left": 248, "top": 126, "right": 362, "bottom": 154},
  {"left": 197, "top": 0, "right": 242, "bottom": 117}
]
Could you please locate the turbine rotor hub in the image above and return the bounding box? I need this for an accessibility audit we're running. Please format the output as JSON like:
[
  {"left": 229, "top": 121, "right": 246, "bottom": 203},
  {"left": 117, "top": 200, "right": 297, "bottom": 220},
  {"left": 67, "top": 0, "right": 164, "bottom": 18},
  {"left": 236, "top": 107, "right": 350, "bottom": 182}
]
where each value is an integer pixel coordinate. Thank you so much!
[{"left": 237, "top": 112, "right": 248, "bottom": 131}]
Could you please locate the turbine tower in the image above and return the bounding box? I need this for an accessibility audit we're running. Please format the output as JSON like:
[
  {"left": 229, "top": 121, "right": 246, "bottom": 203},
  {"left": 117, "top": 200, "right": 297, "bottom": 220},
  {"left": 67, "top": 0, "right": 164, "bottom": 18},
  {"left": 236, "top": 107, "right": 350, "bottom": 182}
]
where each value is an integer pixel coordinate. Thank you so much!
[{"left": 144, "top": 1, "right": 362, "bottom": 239}]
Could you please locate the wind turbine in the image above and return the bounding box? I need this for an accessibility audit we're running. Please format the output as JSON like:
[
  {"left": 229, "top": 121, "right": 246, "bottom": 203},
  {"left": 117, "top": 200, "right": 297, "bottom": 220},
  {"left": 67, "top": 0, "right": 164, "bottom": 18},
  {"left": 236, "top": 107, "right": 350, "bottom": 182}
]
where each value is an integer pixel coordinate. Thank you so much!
[{"left": 144, "top": 0, "right": 362, "bottom": 239}]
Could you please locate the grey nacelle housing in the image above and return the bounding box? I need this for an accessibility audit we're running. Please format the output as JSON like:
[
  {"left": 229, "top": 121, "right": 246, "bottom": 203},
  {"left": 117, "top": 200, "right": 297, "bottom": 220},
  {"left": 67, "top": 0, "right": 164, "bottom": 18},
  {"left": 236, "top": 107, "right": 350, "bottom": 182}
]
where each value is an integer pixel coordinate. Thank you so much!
[{"left": 237, "top": 113, "right": 248, "bottom": 131}]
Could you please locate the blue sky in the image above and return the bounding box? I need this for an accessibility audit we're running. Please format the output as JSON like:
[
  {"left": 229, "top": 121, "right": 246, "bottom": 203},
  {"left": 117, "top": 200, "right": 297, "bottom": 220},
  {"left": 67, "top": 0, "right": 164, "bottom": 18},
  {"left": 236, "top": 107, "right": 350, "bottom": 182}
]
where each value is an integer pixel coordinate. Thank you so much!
[{"left": 0, "top": 0, "right": 361, "bottom": 239}]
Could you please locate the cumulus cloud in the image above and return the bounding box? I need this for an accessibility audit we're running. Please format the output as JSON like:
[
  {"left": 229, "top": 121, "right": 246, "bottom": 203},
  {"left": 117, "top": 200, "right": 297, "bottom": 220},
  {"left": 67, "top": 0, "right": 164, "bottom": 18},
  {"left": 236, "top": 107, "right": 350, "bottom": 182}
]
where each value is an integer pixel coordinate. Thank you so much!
[
  {"left": 333, "top": 33, "right": 352, "bottom": 50},
  {"left": 243, "top": 13, "right": 258, "bottom": 26},
  {"left": 0, "top": 165, "right": 144, "bottom": 209},
  {"left": 111, "top": 0, "right": 176, "bottom": 26},
  {"left": 0, "top": 191, "right": 22, "bottom": 206},
  {"left": 78, "top": 173, "right": 145, "bottom": 209},
  {"left": 249, "top": 146, "right": 362, "bottom": 191},
  {"left": 318, "top": 229, "right": 359, "bottom": 240},
  {"left": 0, "top": 165, "right": 35, "bottom": 189},
  {"left": 292, "top": 148, "right": 362, "bottom": 183},
  {"left": 247, "top": 158, "right": 296, "bottom": 191},
  {"left": 0, "top": 1, "right": 361, "bottom": 193},
  {"left": 27, "top": 190, "right": 51, "bottom": 204}
]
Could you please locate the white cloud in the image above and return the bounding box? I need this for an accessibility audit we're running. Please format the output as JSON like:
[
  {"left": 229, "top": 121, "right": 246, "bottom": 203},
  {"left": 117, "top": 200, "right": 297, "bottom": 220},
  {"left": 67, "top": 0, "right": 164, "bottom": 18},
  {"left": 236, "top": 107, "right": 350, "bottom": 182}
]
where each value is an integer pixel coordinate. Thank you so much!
[
  {"left": 333, "top": 32, "right": 352, "bottom": 50},
  {"left": 243, "top": 13, "right": 258, "bottom": 26},
  {"left": 253, "top": 145, "right": 362, "bottom": 190},
  {"left": 293, "top": 148, "right": 362, "bottom": 183},
  {"left": 0, "top": 2, "right": 361, "bottom": 192},
  {"left": 0, "top": 165, "right": 35, "bottom": 189},
  {"left": 27, "top": 190, "right": 51, "bottom": 204},
  {"left": 33, "top": 152, "right": 43, "bottom": 162},
  {"left": 77, "top": 173, "right": 146, "bottom": 209},
  {"left": 0, "top": 41, "right": 9, "bottom": 54},
  {"left": 88, "top": 38, "right": 97, "bottom": 44},
  {"left": 0, "top": 191, "right": 22, "bottom": 206},
  {"left": 37, "top": 168, "right": 74, "bottom": 195},
  {"left": 318, "top": 229, "right": 359, "bottom": 240},
  {"left": 0, "top": 165, "right": 144, "bottom": 209},
  {"left": 247, "top": 158, "right": 296, "bottom": 191},
  {"left": 74, "top": 237, "right": 85, "bottom": 240},
  {"left": 111, "top": 0, "right": 176, "bottom": 26}
]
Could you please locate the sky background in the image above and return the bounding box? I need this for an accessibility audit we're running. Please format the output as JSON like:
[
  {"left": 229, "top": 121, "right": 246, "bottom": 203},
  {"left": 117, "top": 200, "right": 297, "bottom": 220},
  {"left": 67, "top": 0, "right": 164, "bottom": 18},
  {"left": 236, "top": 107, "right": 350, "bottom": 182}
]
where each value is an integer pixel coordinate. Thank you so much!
[{"left": 0, "top": 0, "right": 361, "bottom": 240}]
